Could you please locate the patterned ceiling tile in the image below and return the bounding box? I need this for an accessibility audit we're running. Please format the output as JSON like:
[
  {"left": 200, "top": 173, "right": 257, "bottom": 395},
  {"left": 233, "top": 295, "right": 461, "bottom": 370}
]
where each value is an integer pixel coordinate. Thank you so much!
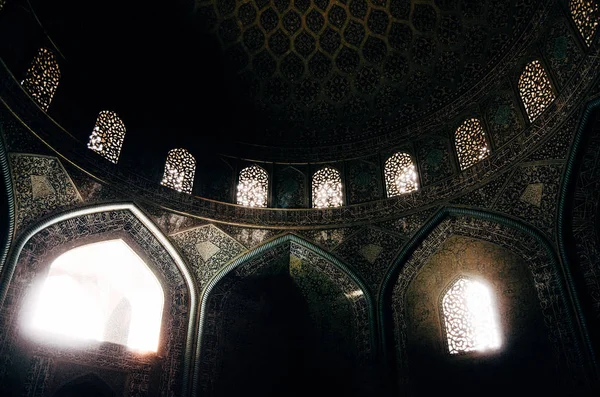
[{"left": 520, "top": 183, "right": 544, "bottom": 208}]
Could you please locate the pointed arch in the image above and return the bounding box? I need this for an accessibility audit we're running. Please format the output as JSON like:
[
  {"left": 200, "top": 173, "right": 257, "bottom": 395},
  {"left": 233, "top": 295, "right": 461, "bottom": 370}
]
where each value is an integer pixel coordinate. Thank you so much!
[
  {"left": 53, "top": 373, "right": 115, "bottom": 397},
  {"left": 384, "top": 152, "right": 418, "bottom": 197},
  {"left": 236, "top": 164, "right": 269, "bottom": 207},
  {"left": 21, "top": 48, "right": 60, "bottom": 111},
  {"left": 87, "top": 111, "right": 126, "bottom": 164},
  {"left": 518, "top": 60, "right": 556, "bottom": 122},
  {"left": 193, "top": 233, "right": 375, "bottom": 396},
  {"left": 0, "top": 203, "right": 198, "bottom": 396},
  {"left": 378, "top": 207, "right": 588, "bottom": 394},
  {"left": 570, "top": 0, "right": 599, "bottom": 46},
  {"left": 454, "top": 118, "right": 490, "bottom": 170},
  {"left": 312, "top": 166, "right": 343, "bottom": 208},
  {"left": 160, "top": 148, "right": 196, "bottom": 194}
]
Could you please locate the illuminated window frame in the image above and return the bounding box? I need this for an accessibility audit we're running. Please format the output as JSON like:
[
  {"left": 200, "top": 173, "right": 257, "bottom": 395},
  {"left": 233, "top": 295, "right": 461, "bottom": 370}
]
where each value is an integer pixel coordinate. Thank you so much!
[
  {"left": 236, "top": 165, "right": 269, "bottom": 208},
  {"left": 518, "top": 60, "right": 556, "bottom": 123},
  {"left": 384, "top": 152, "right": 418, "bottom": 198},
  {"left": 454, "top": 118, "right": 490, "bottom": 171},
  {"left": 87, "top": 110, "right": 126, "bottom": 164},
  {"left": 160, "top": 148, "right": 196, "bottom": 194},
  {"left": 312, "top": 166, "right": 344, "bottom": 208},
  {"left": 570, "top": 0, "right": 599, "bottom": 46},
  {"left": 21, "top": 48, "right": 61, "bottom": 111},
  {"left": 441, "top": 276, "right": 501, "bottom": 355},
  {"left": 27, "top": 239, "right": 164, "bottom": 352}
]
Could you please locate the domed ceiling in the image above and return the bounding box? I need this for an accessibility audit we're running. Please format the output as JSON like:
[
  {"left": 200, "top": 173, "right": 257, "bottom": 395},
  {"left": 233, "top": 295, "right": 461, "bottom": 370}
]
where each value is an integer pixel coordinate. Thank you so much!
[{"left": 26, "top": 0, "right": 543, "bottom": 160}]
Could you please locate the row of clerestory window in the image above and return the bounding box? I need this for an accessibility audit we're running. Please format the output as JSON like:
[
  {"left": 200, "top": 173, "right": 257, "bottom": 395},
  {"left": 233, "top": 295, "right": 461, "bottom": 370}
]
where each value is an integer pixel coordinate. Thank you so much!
[{"left": 17, "top": 2, "right": 596, "bottom": 206}]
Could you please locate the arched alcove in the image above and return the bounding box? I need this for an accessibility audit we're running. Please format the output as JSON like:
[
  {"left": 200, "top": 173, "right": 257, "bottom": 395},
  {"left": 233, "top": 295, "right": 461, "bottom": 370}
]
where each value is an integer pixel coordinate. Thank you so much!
[
  {"left": 381, "top": 209, "right": 587, "bottom": 397},
  {"left": 197, "top": 237, "right": 373, "bottom": 397},
  {"left": 0, "top": 205, "right": 196, "bottom": 397}
]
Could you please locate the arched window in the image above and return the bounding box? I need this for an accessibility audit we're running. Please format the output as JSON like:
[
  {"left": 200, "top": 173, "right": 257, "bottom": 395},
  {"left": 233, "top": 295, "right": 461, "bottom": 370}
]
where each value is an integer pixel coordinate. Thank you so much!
[
  {"left": 21, "top": 48, "right": 60, "bottom": 111},
  {"left": 87, "top": 110, "right": 126, "bottom": 164},
  {"left": 236, "top": 165, "right": 269, "bottom": 207},
  {"left": 454, "top": 118, "right": 490, "bottom": 170},
  {"left": 312, "top": 166, "right": 343, "bottom": 208},
  {"left": 0, "top": 0, "right": 5, "bottom": 12},
  {"left": 442, "top": 277, "right": 501, "bottom": 355},
  {"left": 160, "top": 148, "right": 196, "bottom": 194},
  {"left": 518, "top": 60, "right": 556, "bottom": 122},
  {"left": 29, "top": 240, "right": 164, "bottom": 352},
  {"left": 384, "top": 152, "right": 418, "bottom": 197},
  {"left": 570, "top": 0, "right": 599, "bottom": 46}
]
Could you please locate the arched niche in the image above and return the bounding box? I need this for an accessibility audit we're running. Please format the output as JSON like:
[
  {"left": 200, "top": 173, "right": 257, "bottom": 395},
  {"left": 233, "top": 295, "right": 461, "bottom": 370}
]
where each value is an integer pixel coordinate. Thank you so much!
[
  {"left": 53, "top": 373, "right": 115, "bottom": 397},
  {"left": 196, "top": 235, "right": 374, "bottom": 397},
  {"left": 381, "top": 209, "right": 587, "bottom": 396},
  {"left": 0, "top": 204, "right": 196, "bottom": 397}
]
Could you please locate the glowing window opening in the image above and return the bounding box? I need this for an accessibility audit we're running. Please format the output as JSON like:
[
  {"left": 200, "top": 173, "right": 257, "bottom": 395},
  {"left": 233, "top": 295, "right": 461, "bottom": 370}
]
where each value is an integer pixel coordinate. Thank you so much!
[
  {"left": 29, "top": 240, "right": 164, "bottom": 352},
  {"left": 160, "top": 148, "right": 196, "bottom": 194},
  {"left": 384, "top": 152, "right": 418, "bottom": 197},
  {"left": 570, "top": 0, "right": 599, "bottom": 46},
  {"left": 87, "top": 110, "right": 126, "bottom": 164},
  {"left": 21, "top": 48, "right": 60, "bottom": 111},
  {"left": 312, "top": 166, "right": 343, "bottom": 208},
  {"left": 442, "top": 277, "right": 501, "bottom": 355},
  {"left": 518, "top": 60, "right": 556, "bottom": 123},
  {"left": 237, "top": 165, "right": 269, "bottom": 207},
  {"left": 454, "top": 118, "right": 490, "bottom": 171}
]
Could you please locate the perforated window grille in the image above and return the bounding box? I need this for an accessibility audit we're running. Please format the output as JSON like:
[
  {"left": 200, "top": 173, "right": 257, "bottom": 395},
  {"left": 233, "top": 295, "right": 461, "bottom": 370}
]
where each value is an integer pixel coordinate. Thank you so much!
[
  {"left": 312, "top": 167, "right": 343, "bottom": 208},
  {"left": 570, "top": 0, "right": 599, "bottom": 46},
  {"left": 454, "top": 118, "right": 490, "bottom": 171},
  {"left": 384, "top": 152, "right": 418, "bottom": 197},
  {"left": 237, "top": 165, "right": 269, "bottom": 207},
  {"left": 518, "top": 60, "right": 556, "bottom": 122},
  {"left": 160, "top": 148, "right": 196, "bottom": 194},
  {"left": 87, "top": 111, "right": 126, "bottom": 164},
  {"left": 21, "top": 48, "right": 60, "bottom": 111},
  {"left": 442, "top": 277, "right": 501, "bottom": 355}
]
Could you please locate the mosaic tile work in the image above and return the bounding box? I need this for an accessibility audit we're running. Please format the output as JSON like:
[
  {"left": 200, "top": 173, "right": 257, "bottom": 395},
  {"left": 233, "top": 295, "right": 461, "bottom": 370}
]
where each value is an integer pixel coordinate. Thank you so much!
[
  {"left": 390, "top": 217, "right": 584, "bottom": 395},
  {"left": 334, "top": 227, "right": 404, "bottom": 292},
  {"left": 9, "top": 154, "right": 82, "bottom": 232},
  {"left": 198, "top": 240, "right": 372, "bottom": 397},
  {"left": 170, "top": 224, "right": 246, "bottom": 286},
  {"left": 0, "top": 209, "right": 189, "bottom": 397}
]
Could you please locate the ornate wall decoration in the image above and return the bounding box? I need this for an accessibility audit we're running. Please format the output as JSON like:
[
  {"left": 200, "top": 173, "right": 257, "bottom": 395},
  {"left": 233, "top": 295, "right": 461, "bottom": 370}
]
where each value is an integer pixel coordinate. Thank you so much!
[
  {"left": 236, "top": 165, "right": 268, "bottom": 207},
  {"left": 570, "top": 0, "right": 599, "bottom": 46},
  {"left": 170, "top": 224, "right": 246, "bottom": 286},
  {"left": 21, "top": 48, "right": 60, "bottom": 111},
  {"left": 273, "top": 165, "right": 306, "bottom": 208},
  {"left": 160, "top": 148, "right": 196, "bottom": 194},
  {"left": 525, "top": 112, "right": 577, "bottom": 161},
  {"left": 384, "top": 152, "right": 418, "bottom": 198},
  {"left": 346, "top": 158, "right": 382, "bottom": 204},
  {"left": 451, "top": 177, "right": 506, "bottom": 208},
  {"left": 376, "top": 208, "right": 439, "bottom": 239},
  {"left": 87, "top": 110, "right": 126, "bottom": 164},
  {"left": 0, "top": 209, "right": 190, "bottom": 397},
  {"left": 9, "top": 154, "right": 82, "bottom": 232},
  {"left": 198, "top": 158, "right": 234, "bottom": 202},
  {"left": 312, "top": 166, "right": 343, "bottom": 208},
  {"left": 454, "top": 118, "right": 490, "bottom": 170},
  {"left": 492, "top": 163, "right": 562, "bottom": 237},
  {"left": 197, "top": 240, "right": 372, "bottom": 397},
  {"left": 333, "top": 226, "right": 404, "bottom": 291},
  {"left": 483, "top": 86, "right": 524, "bottom": 148},
  {"left": 295, "top": 226, "right": 363, "bottom": 251},
  {"left": 416, "top": 136, "right": 454, "bottom": 186},
  {"left": 389, "top": 216, "right": 585, "bottom": 395},
  {"left": 544, "top": 17, "right": 584, "bottom": 88},
  {"left": 518, "top": 60, "right": 556, "bottom": 122}
]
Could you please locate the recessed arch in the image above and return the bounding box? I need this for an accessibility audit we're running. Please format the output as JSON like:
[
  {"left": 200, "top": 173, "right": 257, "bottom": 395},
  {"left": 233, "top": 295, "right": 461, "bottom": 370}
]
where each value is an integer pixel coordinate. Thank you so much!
[
  {"left": 193, "top": 233, "right": 375, "bottom": 397},
  {"left": 0, "top": 203, "right": 198, "bottom": 396},
  {"left": 378, "top": 207, "right": 588, "bottom": 395}
]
